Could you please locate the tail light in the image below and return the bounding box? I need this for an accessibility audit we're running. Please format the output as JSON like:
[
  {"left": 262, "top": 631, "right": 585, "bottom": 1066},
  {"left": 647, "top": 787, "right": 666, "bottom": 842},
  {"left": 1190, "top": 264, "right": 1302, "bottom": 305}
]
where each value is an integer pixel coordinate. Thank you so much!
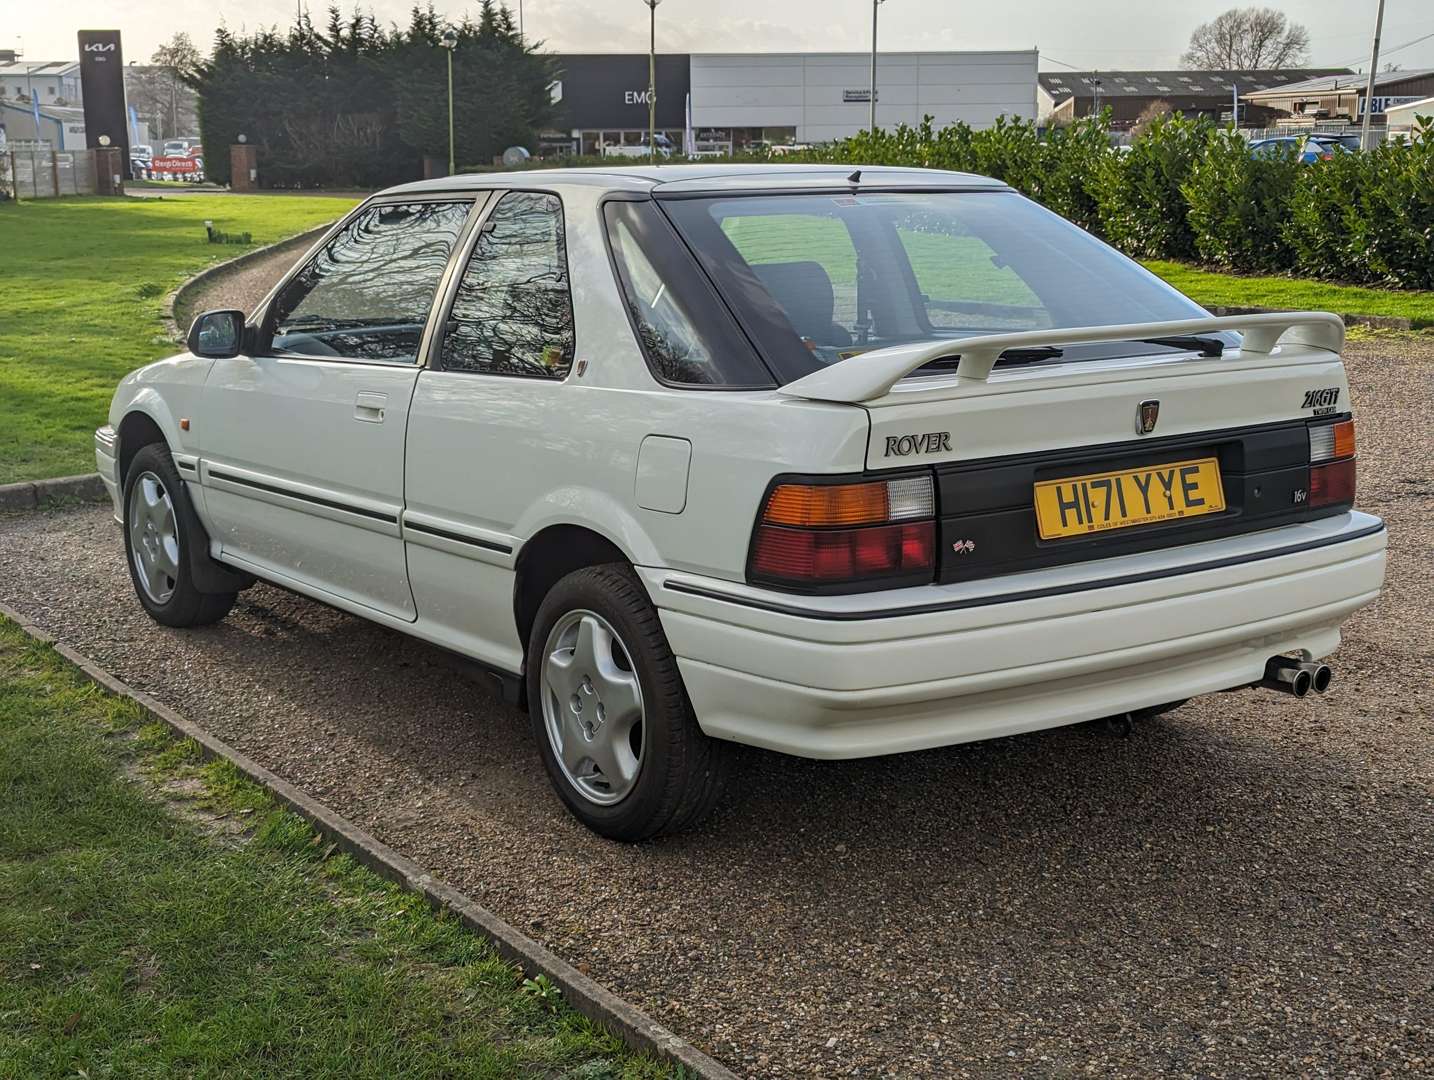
[
  {"left": 1308, "top": 418, "right": 1356, "bottom": 508},
  {"left": 749, "top": 474, "right": 936, "bottom": 590}
]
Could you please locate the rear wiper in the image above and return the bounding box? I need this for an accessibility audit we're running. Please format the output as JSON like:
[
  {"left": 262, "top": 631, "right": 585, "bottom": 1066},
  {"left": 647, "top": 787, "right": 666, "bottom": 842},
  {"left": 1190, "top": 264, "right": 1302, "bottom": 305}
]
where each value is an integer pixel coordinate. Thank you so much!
[
  {"left": 914, "top": 335, "right": 1220, "bottom": 376},
  {"left": 1139, "top": 335, "right": 1225, "bottom": 357},
  {"left": 918, "top": 345, "right": 1063, "bottom": 373},
  {"left": 997, "top": 346, "right": 1064, "bottom": 365}
]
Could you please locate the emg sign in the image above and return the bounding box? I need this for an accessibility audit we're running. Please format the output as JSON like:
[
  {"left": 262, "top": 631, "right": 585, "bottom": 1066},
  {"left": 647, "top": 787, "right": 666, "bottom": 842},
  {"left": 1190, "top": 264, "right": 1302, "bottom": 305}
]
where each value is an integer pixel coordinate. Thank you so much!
[{"left": 624, "top": 89, "right": 653, "bottom": 105}]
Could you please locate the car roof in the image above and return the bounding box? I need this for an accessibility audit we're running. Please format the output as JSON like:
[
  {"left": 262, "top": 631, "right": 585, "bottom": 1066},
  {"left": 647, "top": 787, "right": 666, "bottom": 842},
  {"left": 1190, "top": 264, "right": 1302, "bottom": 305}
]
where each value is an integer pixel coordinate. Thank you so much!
[{"left": 380, "top": 163, "right": 1010, "bottom": 199}]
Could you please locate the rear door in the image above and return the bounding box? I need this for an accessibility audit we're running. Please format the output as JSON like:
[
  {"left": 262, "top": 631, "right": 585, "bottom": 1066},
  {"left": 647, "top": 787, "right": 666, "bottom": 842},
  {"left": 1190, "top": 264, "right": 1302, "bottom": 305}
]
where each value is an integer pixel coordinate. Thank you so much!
[{"left": 198, "top": 197, "right": 477, "bottom": 618}]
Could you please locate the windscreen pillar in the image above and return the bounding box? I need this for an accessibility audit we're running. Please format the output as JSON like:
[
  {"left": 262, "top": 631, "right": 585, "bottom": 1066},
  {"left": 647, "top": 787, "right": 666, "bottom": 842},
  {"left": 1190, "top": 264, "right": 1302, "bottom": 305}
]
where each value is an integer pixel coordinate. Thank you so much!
[{"left": 230, "top": 144, "right": 258, "bottom": 191}]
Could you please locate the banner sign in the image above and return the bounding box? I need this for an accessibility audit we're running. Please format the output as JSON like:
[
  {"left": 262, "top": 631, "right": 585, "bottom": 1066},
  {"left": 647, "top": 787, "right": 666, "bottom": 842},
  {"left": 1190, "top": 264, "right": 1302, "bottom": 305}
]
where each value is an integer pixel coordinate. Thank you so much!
[
  {"left": 150, "top": 155, "right": 199, "bottom": 173},
  {"left": 77, "top": 30, "right": 129, "bottom": 157}
]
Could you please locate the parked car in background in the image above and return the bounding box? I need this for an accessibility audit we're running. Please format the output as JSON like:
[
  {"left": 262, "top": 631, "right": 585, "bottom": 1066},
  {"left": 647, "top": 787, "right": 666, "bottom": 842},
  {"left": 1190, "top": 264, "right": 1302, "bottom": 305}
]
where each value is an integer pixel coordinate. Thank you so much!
[
  {"left": 129, "top": 144, "right": 153, "bottom": 180},
  {"left": 97, "top": 165, "right": 1386, "bottom": 840},
  {"left": 603, "top": 133, "right": 674, "bottom": 159},
  {"left": 1249, "top": 135, "right": 1349, "bottom": 163}
]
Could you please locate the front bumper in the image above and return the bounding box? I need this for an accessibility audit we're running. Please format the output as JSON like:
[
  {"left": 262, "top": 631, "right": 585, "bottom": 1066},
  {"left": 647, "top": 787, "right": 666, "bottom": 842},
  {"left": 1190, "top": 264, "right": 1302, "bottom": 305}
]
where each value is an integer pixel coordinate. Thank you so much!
[
  {"left": 643, "top": 512, "right": 1387, "bottom": 759},
  {"left": 94, "top": 426, "right": 122, "bottom": 522}
]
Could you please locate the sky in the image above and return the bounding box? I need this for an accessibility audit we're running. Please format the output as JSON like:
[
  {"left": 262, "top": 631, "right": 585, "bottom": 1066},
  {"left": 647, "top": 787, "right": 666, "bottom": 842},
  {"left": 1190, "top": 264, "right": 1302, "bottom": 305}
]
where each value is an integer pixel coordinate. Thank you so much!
[{"left": 9, "top": 0, "right": 1434, "bottom": 73}]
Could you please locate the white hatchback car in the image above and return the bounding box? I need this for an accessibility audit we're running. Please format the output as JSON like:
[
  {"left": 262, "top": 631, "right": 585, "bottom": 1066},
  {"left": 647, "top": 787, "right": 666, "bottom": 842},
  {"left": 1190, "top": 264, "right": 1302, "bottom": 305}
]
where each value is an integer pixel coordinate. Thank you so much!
[{"left": 98, "top": 165, "right": 1386, "bottom": 839}]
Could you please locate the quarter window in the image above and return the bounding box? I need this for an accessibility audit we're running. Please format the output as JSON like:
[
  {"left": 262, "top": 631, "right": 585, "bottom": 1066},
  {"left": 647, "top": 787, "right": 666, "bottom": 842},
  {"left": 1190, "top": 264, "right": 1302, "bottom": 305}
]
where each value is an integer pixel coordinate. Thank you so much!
[
  {"left": 441, "top": 192, "right": 575, "bottom": 378},
  {"left": 268, "top": 200, "right": 470, "bottom": 363},
  {"left": 604, "top": 200, "right": 771, "bottom": 387}
]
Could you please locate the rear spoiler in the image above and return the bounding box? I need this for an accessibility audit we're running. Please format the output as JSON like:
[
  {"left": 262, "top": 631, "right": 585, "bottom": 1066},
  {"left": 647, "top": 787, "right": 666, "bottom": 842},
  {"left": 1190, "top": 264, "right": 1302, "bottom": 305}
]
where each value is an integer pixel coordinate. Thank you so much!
[{"left": 775, "top": 311, "right": 1346, "bottom": 405}]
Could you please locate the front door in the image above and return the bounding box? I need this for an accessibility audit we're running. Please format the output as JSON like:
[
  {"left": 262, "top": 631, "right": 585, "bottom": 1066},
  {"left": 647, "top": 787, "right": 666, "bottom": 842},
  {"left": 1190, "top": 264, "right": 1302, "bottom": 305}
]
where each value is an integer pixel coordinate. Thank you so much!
[{"left": 198, "top": 197, "right": 476, "bottom": 619}]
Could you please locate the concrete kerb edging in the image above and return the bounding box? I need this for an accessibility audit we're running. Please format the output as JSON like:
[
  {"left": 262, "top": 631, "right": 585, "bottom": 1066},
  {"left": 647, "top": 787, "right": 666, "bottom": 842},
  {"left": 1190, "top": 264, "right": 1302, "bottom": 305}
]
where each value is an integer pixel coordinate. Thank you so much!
[
  {"left": 0, "top": 473, "right": 108, "bottom": 512},
  {"left": 163, "top": 223, "right": 336, "bottom": 343},
  {"left": 0, "top": 598, "right": 739, "bottom": 1080}
]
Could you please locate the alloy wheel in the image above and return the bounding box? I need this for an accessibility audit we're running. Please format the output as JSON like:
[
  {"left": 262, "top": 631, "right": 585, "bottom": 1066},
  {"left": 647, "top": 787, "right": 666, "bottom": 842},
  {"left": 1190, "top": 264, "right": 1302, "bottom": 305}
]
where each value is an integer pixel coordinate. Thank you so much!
[
  {"left": 539, "top": 609, "right": 646, "bottom": 805},
  {"left": 127, "top": 470, "right": 181, "bottom": 604}
]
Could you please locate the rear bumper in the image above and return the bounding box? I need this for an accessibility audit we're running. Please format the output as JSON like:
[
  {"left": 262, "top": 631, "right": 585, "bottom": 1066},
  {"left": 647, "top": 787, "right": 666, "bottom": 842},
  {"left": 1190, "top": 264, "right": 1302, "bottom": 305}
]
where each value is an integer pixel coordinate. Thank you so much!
[
  {"left": 94, "top": 426, "right": 121, "bottom": 522},
  {"left": 642, "top": 512, "right": 1386, "bottom": 759}
]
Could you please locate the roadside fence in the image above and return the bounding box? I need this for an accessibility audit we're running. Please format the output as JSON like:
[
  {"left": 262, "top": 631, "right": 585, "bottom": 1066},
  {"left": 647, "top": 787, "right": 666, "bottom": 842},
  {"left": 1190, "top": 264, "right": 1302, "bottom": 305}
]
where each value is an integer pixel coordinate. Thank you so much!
[{"left": 1, "top": 146, "right": 103, "bottom": 198}]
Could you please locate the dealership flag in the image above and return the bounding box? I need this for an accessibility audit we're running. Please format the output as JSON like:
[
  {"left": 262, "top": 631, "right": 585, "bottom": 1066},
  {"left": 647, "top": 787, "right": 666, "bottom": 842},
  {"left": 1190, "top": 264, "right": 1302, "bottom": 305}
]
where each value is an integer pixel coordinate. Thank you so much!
[{"left": 685, "top": 92, "right": 694, "bottom": 156}]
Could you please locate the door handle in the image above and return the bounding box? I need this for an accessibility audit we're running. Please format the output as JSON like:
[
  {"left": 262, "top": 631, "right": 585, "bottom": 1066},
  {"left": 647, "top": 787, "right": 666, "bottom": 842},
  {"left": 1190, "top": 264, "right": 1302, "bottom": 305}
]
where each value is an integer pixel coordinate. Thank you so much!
[{"left": 354, "top": 391, "right": 387, "bottom": 423}]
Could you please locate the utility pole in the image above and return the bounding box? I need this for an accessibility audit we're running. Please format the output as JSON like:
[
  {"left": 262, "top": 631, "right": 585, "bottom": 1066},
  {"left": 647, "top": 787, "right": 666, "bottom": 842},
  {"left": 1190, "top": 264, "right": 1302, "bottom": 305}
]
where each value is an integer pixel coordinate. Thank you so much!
[
  {"left": 642, "top": 0, "right": 660, "bottom": 163},
  {"left": 1359, "top": 0, "right": 1386, "bottom": 150},
  {"left": 440, "top": 28, "right": 458, "bottom": 175},
  {"left": 869, "top": 0, "right": 886, "bottom": 132}
]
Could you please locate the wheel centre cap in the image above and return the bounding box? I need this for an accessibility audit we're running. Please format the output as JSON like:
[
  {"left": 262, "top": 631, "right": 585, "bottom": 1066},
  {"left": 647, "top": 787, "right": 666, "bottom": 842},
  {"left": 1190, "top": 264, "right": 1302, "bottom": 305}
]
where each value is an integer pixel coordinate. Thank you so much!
[{"left": 574, "top": 678, "right": 603, "bottom": 738}]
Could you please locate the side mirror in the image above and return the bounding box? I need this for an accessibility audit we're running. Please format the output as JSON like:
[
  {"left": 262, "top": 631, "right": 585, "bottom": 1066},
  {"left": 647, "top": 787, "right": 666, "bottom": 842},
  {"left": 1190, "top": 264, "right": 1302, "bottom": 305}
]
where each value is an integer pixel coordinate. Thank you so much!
[{"left": 186, "top": 309, "right": 247, "bottom": 359}]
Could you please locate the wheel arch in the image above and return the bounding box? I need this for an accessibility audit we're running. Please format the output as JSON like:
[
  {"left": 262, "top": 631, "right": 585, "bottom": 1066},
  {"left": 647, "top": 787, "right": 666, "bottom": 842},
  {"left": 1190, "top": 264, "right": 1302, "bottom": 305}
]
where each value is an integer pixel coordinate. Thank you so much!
[
  {"left": 513, "top": 523, "right": 635, "bottom": 657},
  {"left": 115, "top": 391, "right": 184, "bottom": 483},
  {"left": 117, "top": 410, "right": 169, "bottom": 484}
]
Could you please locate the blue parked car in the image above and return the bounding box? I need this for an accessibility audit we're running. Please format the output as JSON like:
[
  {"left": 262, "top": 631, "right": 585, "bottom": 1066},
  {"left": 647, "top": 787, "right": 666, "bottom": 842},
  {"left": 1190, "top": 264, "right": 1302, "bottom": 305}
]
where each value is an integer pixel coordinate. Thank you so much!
[{"left": 1248, "top": 135, "right": 1350, "bottom": 163}]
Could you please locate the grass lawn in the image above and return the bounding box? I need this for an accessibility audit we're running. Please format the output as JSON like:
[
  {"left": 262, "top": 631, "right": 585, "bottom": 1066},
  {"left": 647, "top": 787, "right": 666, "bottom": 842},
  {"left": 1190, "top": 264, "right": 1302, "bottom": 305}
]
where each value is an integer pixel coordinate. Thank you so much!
[
  {"left": 0, "top": 618, "right": 676, "bottom": 1079},
  {"left": 1141, "top": 260, "right": 1434, "bottom": 327},
  {"left": 0, "top": 194, "right": 358, "bottom": 484}
]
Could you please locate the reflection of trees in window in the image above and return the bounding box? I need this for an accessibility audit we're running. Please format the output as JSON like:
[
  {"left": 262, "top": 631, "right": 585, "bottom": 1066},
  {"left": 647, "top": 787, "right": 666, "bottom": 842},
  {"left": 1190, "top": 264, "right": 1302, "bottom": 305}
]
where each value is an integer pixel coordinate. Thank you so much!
[
  {"left": 270, "top": 201, "right": 469, "bottom": 362},
  {"left": 611, "top": 217, "right": 716, "bottom": 384},
  {"left": 442, "top": 192, "right": 575, "bottom": 379}
]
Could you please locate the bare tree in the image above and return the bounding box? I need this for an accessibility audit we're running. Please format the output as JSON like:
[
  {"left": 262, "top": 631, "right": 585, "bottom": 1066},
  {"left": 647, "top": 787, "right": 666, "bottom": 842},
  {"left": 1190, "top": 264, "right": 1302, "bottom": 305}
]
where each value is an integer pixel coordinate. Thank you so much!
[
  {"left": 1131, "top": 100, "right": 1173, "bottom": 138},
  {"left": 150, "top": 33, "right": 203, "bottom": 140},
  {"left": 1181, "top": 7, "right": 1310, "bottom": 69}
]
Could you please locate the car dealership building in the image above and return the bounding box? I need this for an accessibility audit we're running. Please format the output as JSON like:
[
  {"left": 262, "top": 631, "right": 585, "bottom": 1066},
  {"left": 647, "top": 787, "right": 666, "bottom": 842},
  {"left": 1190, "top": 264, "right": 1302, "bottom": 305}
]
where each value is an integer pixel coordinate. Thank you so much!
[{"left": 545, "top": 51, "right": 1039, "bottom": 155}]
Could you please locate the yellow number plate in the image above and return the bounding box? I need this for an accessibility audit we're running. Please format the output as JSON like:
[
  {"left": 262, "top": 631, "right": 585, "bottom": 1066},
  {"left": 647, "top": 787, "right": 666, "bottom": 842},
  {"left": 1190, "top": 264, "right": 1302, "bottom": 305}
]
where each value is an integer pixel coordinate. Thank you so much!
[{"left": 1034, "top": 457, "right": 1226, "bottom": 539}]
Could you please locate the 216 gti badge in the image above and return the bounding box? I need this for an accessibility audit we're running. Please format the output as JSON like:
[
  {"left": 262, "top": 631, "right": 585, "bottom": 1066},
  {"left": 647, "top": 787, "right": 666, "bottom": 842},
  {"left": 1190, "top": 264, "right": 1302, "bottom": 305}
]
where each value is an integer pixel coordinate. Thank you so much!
[{"left": 1302, "top": 387, "right": 1340, "bottom": 416}]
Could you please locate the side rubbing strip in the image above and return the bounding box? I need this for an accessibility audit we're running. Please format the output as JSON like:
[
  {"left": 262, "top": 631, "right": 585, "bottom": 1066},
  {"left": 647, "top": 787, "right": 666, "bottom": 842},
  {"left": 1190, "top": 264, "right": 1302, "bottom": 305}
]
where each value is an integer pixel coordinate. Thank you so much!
[
  {"left": 207, "top": 469, "right": 398, "bottom": 524},
  {"left": 403, "top": 520, "right": 513, "bottom": 555},
  {"left": 665, "top": 520, "right": 1386, "bottom": 622}
]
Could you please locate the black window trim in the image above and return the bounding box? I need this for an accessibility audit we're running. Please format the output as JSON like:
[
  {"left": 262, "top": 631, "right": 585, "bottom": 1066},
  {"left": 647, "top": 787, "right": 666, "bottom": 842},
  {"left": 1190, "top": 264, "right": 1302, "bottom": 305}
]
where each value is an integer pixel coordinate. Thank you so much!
[
  {"left": 427, "top": 187, "right": 580, "bottom": 382},
  {"left": 598, "top": 193, "right": 779, "bottom": 392},
  {"left": 251, "top": 193, "right": 484, "bottom": 369}
]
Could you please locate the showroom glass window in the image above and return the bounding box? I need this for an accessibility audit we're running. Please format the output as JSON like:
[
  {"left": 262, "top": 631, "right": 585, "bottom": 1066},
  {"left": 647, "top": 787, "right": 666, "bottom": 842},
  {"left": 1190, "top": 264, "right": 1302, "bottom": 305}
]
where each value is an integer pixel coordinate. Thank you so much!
[
  {"left": 441, "top": 192, "right": 576, "bottom": 378},
  {"left": 267, "top": 200, "right": 471, "bottom": 363}
]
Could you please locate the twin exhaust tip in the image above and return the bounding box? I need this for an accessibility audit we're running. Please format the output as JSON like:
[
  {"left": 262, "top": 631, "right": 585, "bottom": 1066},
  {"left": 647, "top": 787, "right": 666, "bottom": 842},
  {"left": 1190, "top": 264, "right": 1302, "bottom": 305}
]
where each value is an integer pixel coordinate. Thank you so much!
[{"left": 1260, "top": 656, "right": 1333, "bottom": 698}]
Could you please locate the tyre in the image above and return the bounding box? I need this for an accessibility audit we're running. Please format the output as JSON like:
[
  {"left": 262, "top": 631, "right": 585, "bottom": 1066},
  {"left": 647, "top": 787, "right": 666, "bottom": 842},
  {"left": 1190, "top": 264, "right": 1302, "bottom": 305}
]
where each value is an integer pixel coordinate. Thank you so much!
[
  {"left": 526, "top": 564, "right": 732, "bottom": 841},
  {"left": 122, "top": 443, "right": 237, "bottom": 627}
]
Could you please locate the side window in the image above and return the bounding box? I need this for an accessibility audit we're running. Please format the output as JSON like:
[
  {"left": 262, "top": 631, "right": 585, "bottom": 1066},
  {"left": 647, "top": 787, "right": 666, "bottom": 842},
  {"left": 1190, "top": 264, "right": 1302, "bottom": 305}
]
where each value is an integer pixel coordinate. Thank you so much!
[
  {"left": 268, "top": 200, "right": 470, "bottom": 363},
  {"left": 604, "top": 200, "right": 771, "bottom": 388},
  {"left": 441, "top": 192, "right": 575, "bottom": 378}
]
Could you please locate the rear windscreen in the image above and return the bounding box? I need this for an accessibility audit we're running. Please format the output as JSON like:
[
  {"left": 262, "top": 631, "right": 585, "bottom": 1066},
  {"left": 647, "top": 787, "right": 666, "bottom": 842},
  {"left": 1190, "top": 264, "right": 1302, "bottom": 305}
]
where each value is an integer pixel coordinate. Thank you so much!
[{"left": 659, "top": 190, "right": 1219, "bottom": 384}]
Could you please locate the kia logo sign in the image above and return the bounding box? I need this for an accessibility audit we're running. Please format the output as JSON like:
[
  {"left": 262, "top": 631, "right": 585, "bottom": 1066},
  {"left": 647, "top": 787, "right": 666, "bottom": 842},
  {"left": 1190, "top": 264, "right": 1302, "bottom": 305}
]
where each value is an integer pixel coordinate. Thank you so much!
[{"left": 85, "top": 43, "right": 116, "bottom": 51}]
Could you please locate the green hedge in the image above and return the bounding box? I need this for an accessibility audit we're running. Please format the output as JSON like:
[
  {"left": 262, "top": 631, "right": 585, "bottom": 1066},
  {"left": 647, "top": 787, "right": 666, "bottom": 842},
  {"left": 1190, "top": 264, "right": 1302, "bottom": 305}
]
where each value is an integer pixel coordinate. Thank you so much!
[{"left": 519, "top": 114, "right": 1430, "bottom": 290}]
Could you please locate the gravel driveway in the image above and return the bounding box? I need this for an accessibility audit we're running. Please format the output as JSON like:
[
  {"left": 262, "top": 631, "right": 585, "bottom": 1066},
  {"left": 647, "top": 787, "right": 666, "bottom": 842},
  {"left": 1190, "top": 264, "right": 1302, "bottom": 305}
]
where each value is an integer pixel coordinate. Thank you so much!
[{"left": 3, "top": 336, "right": 1430, "bottom": 1077}]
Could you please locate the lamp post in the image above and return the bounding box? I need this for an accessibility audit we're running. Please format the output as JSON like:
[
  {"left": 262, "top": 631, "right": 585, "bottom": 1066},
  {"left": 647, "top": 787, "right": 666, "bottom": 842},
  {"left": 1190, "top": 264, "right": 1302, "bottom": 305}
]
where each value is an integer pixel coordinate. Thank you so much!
[
  {"left": 868, "top": 0, "right": 886, "bottom": 132},
  {"left": 1359, "top": 0, "right": 1386, "bottom": 151},
  {"left": 642, "top": 0, "right": 660, "bottom": 163},
  {"left": 440, "top": 28, "right": 458, "bottom": 175}
]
